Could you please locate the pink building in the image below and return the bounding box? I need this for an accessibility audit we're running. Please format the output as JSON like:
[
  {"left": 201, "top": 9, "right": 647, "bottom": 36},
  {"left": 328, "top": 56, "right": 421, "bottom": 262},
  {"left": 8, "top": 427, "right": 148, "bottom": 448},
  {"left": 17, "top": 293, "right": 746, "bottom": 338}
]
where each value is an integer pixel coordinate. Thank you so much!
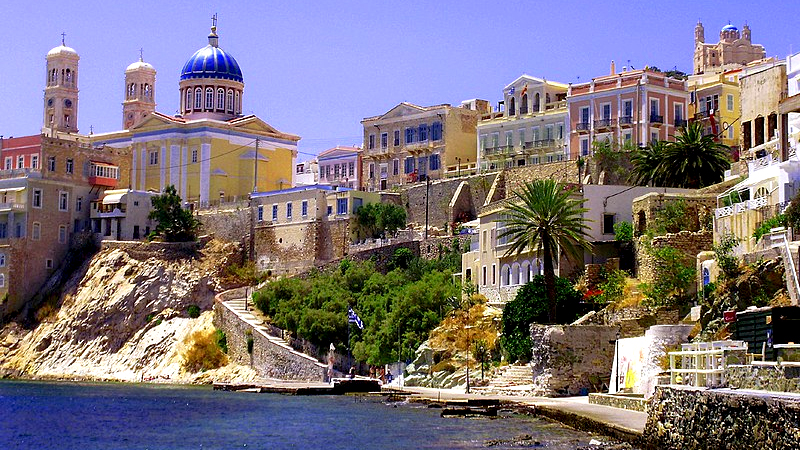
[
  {"left": 317, "top": 146, "right": 362, "bottom": 189},
  {"left": 0, "top": 136, "right": 42, "bottom": 171},
  {"left": 567, "top": 68, "right": 689, "bottom": 159}
]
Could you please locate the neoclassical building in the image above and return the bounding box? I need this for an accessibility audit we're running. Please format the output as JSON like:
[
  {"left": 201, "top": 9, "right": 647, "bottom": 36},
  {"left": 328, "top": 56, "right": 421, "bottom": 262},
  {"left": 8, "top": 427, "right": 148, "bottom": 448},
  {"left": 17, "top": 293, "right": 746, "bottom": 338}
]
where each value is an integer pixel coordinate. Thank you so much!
[
  {"left": 693, "top": 21, "right": 766, "bottom": 75},
  {"left": 93, "top": 22, "right": 299, "bottom": 207}
]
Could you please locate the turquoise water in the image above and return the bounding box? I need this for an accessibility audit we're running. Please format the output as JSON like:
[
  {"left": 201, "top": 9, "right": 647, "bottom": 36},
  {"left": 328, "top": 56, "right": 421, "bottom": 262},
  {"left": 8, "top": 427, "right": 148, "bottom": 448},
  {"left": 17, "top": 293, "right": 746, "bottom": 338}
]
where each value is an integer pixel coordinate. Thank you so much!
[{"left": 1, "top": 380, "right": 613, "bottom": 449}]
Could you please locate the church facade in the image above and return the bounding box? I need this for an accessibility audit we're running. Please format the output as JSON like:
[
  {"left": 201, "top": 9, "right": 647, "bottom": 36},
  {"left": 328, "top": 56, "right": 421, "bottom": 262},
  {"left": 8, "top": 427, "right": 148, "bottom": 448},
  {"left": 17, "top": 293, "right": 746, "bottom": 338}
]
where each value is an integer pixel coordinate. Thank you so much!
[
  {"left": 92, "top": 22, "right": 299, "bottom": 207},
  {"left": 693, "top": 21, "right": 766, "bottom": 75}
]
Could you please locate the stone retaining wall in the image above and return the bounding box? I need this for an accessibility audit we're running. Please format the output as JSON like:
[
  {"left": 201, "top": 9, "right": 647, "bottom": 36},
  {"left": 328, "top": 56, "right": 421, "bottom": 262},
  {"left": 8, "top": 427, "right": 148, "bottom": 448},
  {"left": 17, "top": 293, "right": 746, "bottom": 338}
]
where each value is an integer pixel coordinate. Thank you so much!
[
  {"left": 725, "top": 363, "right": 800, "bottom": 393},
  {"left": 197, "top": 206, "right": 250, "bottom": 243},
  {"left": 588, "top": 393, "right": 648, "bottom": 412},
  {"left": 643, "top": 386, "right": 800, "bottom": 450},
  {"left": 213, "top": 295, "right": 325, "bottom": 382},
  {"left": 529, "top": 324, "right": 619, "bottom": 396},
  {"left": 635, "top": 230, "right": 713, "bottom": 287},
  {"left": 582, "top": 306, "right": 680, "bottom": 339}
]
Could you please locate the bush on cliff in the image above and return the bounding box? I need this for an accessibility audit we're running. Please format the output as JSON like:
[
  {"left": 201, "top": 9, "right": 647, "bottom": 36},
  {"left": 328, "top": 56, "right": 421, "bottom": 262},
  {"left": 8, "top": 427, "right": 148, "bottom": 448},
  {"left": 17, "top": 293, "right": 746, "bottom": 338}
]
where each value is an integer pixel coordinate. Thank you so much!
[{"left": 183, "top": 328, "right": 228, "bottom": 372}]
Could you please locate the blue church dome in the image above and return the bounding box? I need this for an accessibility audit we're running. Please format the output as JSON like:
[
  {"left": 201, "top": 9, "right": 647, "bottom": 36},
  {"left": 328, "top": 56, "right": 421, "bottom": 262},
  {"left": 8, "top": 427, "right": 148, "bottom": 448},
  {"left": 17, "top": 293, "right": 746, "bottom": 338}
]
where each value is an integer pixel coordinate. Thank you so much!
[
  {"left": 180, "top": 30, "right": 243, "bottom": 83},
  {"left": 721, "top": 24, "right": 738, "bottom": 32}
]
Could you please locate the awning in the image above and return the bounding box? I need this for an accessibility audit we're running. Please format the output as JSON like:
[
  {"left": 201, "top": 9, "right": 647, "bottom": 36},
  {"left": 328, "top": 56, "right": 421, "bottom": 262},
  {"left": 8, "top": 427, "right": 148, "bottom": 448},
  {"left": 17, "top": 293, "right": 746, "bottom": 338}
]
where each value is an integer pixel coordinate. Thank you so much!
[
  {"left": 0, "top": 187, "right": 25, "bottom": 193},
  {"left": 102, "top": 192, "right": 127, "bottom": 205}
]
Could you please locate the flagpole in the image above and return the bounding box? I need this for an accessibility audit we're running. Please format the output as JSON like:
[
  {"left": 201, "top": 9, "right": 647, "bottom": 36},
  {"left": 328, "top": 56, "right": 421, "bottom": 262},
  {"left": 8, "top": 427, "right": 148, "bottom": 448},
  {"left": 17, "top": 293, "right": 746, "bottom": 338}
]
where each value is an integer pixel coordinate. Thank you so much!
[{"left": 347, "top": 320, "right": 351, "bottom": 371}]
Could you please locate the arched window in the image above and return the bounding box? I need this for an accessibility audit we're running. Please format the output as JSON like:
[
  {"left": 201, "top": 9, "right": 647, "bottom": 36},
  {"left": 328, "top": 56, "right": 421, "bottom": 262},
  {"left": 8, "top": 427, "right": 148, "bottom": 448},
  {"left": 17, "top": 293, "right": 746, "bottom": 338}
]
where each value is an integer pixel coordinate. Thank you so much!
[
  {"left": 217, "top": 88, "right": 224, "bottom": 110},
  {"left": 511, "top": 262, "right": 520, "bottom": 285},
  {"left": 521, "top": 261, "right": 530, "bottom": 284},
  {"left": 0, "top": 274, "right": 5, "bottom": 288},
  {"left": 545, "top": 93, "right": 551, "bottom": 104},
  {"left": 0, "top": 253, "right": 6, "bottom": 267},
  {"left": 194, "top": 88, "right": 202, "bottom": 109},
  {"left": 185, "top": 89, "right": 192, "bottom": 111},
  {"left": 501, "top": 264, "right": 511, "bottom": 286},
  {"left": 65, "top": 69, "right": 72, "bottom": 85},
  {"left": 226, "top": 90, "right": 234, "bottom": 112},
  {"left": 128, "top": 83, "right": 136, "bottom": 98},
  {"left": 235, "top": 91, "right": 240, "bottom": 114},
  {"left": 754, "top": 186, "right": 769, "bottom": 199},
  {"left": 143, "top": 84, "right": 152, "bottom": 100},
  {"left": 702, "top": 267, "right": 710, "bottom": 286},
  {"left": 533, "top": 93, "right": 540, "bottom": 112},
  {"left": 508, "top": 97, "right": 516, "bottom": 116},
  {"left": 521, "top": 93, "right": 529, "bottom": 114},
  {"left": 205, "top": 88, "right": 214, "bottom": 109}
]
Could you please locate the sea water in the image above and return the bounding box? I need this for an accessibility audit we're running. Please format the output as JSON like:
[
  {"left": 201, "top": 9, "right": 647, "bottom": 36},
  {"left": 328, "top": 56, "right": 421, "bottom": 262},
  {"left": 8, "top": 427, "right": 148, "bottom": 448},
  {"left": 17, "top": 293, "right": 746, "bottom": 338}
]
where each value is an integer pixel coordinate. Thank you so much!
[{"left": 0, "top": 380, "right": 620, "bottom": 449}]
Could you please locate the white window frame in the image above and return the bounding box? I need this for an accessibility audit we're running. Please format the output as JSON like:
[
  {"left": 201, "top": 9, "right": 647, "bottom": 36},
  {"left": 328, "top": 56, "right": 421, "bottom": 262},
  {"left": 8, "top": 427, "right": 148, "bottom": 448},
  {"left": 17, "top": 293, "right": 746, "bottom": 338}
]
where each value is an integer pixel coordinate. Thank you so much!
[
  {"left": 58, "top": 191, "right": 68, "bottom": 211},
  {"left": 31, "top": 155, "right": 38, "bottom": 169},
  {"left": 59, "top": 225, "right": 67, "bottom": 244},
  {"left": 727, "top": 94, "right": 734, "bottom": 112},
  {"left": 32, "top": 189, "right": 42, "bottom": 208},
  {"left": 0, "top": 253, "right": 6, "bottom": 267}
]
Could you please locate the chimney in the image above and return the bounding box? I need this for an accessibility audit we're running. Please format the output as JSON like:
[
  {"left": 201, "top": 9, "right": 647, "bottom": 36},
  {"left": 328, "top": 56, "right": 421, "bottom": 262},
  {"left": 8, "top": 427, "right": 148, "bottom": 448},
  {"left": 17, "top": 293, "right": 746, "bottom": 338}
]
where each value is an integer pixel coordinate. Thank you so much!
[{"left": 610, "top": 60, "right": 616, "bottom": 75}]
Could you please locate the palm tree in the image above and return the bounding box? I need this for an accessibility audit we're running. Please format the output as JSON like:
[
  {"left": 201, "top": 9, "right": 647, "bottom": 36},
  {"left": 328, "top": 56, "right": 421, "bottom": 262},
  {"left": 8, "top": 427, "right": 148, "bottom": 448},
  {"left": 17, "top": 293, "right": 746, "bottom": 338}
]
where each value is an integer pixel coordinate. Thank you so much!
[
  {"left": 498, "top": 179, "right": 592, "bottom": 323},
  {"left": 661, "top": 122, "right": 731, "bottom": 189},
  {"left": 630, "top": 140, "right": 667, "bottom": 186}
]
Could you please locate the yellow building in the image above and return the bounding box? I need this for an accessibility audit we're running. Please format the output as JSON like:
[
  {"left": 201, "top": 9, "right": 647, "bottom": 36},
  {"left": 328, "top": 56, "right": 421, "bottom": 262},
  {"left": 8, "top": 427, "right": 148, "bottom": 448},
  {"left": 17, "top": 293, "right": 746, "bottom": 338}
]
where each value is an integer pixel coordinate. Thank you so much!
[
  {"left": 688, "top": 69, "right": 741, "bottom": 156},
  {"left": 92, "top": 22, "right": 299, "bottom": 207}
]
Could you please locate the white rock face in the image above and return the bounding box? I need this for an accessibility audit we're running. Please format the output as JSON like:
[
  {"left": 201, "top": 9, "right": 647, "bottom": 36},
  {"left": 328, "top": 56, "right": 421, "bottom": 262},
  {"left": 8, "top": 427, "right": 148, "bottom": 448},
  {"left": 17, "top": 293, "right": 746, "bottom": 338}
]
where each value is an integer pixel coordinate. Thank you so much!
[{"left": 0, "top": 242, "right": 257, "bottom": 384}]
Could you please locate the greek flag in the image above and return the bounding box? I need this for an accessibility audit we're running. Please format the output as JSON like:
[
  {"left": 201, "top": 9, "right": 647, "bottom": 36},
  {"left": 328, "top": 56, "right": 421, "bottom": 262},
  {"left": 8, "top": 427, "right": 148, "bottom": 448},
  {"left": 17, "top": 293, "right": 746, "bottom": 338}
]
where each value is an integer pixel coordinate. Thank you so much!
[{"left": 348, "top": 307, "right": 364, "bottom": 330}]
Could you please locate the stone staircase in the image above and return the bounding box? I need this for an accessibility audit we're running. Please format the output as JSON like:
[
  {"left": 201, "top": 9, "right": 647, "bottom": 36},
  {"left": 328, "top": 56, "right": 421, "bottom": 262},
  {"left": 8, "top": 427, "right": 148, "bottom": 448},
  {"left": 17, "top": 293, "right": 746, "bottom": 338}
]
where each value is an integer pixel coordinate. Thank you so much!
[
  {"left": 223, "top": 298, "right": 294, "bottom": 349},
  {"left": 473, "top": 363, "right": 534, "bottom": 395},
  {"left": 220, "top": 297, "right": 327, "bottom": 373}
]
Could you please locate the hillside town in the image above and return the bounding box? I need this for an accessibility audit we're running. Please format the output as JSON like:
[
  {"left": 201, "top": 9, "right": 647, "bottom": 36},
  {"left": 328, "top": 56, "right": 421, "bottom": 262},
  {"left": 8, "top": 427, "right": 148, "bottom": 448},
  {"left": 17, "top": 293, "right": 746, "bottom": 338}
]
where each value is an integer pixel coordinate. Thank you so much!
[{"left": 1, "top": 16, "right": 800, "bottom": 450}]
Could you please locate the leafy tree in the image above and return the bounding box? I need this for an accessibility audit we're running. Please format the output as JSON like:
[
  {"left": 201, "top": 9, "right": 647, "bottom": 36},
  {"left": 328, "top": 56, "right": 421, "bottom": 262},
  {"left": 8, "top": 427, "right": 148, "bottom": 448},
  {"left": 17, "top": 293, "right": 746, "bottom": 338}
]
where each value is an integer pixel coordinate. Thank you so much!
[
  {"left": 784, "top": 192, "right": 800, "bottom": 229},
  {"left": 501, "top": 275, "right": 582, "bottom": 361},
  {"left": 252, "top": 257, "right": 459, "bottom": 366},
  {"left": 713, "top": 233, "right": 741, "bottom": 280},
  {"left": 354, "top": 202, "right": 407, "bottom": 239},
  {"left": 148, "top": 185, "right": 199, "bottom": 242},
  {"left": 613, "top": 221, "right": 633, "bottom": 242},
  {"left": 498, "top": 179, "right": 592, "bottom": 323},
  {"left": 597, "top": 268, "right": 627, "bottom": 304},
  {"left": 650, "top": 198, "right": 696, "bottom": 235}
]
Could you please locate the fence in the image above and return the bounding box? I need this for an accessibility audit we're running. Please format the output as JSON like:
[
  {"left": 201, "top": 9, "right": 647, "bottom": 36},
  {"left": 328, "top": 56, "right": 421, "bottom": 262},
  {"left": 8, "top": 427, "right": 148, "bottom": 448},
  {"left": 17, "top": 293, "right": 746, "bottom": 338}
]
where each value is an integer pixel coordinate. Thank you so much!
[{"left": 669, "top": 340, "right": 749, "bottom": 388}]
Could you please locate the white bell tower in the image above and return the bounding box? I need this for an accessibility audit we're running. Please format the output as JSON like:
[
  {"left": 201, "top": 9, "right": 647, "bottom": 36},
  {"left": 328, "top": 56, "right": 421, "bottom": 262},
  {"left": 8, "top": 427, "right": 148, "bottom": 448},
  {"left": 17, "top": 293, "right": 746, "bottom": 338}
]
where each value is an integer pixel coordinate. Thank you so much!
[
  {"left": 43, "top": 33, "right": 80, "bottom": 133},
  {"left": 122, "top": 49, "right": 157, "bottom": 129}
]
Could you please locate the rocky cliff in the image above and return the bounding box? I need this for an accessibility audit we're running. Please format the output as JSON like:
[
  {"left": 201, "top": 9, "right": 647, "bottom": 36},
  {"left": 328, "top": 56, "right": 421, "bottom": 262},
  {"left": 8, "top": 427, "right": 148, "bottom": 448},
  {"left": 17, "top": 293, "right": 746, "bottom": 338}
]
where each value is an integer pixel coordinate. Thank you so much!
[{"left": 0, "top": 239, "right": 258, "bottom": 384}]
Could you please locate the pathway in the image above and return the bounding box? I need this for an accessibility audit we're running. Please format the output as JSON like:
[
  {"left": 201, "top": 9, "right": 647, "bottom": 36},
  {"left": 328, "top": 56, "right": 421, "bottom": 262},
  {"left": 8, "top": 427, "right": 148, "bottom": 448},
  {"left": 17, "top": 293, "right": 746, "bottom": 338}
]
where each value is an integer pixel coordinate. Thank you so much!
[{"left": 391, "top": 385, "right": 647, "bottom": 443}]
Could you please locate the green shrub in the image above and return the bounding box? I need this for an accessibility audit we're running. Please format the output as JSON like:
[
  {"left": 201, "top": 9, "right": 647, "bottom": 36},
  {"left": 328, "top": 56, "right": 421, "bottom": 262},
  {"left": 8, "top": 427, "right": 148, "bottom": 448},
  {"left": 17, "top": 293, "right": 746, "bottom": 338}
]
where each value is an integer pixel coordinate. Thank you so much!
[
  {"left": 215, "top": 329, "right": 228, "bottom": 354},
  {"left": 501, "top": 275, "right": 581, "bottom": 362},
  {"left": 641, "top": 245, "right": 695, "bottom": 307},
  {"left": 713, "top": 233, "right": 741, "bottom": 280},
  {"left": 597, "top": 268, "right": 627, "bottom": 304},
  {"left": 753, "top": 214, "right": 787, "bottom": 242},
  {"left": 245, "top": 330, "right": 254, "bottom": 354},
  {"left": 613, "top": 221, "right": 633, "bottom": 242},
  {"left": 187, "top": 305, "right": 201, "bottom": 319}
]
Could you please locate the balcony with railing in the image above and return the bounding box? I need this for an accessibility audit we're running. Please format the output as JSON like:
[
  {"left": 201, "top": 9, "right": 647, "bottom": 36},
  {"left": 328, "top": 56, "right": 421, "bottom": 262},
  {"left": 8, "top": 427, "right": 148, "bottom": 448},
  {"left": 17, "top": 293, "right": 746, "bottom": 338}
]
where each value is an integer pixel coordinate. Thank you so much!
[
  {"left": 576, "top": 122, "right": 590, "bottom": 133},
  {"left": 674, "top": 119, "right": 687, "bottom": 127},
  {"left": 619, "top": 116, "right": 634, "bottom": 127},
  {"left": 715, "top": 197, "right": 787, "bottom": 219},
  {"left": 483, "top": 145, "right": 514, "bottom": 159},
  {"left": 594, "top": 118, "right": 616, "bottom": 131},
  {"left": 523, "top": 139, "right": 560, "bottom": 153},
  {"left": 650, "top": 114, "right": 664, "bottom": 126},
  {"left": 0, "top": 203, "right": 26, "bottom": 213},
  {"left": 89, "top": 162, "right": 120, "bottom": 188}
]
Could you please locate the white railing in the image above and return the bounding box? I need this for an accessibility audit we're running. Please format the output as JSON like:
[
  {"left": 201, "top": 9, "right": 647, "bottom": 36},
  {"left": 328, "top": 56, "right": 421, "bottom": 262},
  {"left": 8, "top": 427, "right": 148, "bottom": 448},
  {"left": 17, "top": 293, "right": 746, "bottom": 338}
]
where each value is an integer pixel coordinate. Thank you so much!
[
  {"left": 669, "top": 340, "right": 748, "bottom": 388},
  {"left": 715, "top": 205, "right": 734, "bottom": 218},
  {"left": 747, "top": 196, "right": 769, "bottom": 209}
]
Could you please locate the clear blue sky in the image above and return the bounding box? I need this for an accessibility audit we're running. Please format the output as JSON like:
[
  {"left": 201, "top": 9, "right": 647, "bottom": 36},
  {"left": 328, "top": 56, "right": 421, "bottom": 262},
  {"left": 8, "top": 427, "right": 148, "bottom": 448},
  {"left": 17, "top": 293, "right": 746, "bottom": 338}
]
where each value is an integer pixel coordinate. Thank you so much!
[{"left": 1, "top": 1, "right": 795, "bottom": 159}]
